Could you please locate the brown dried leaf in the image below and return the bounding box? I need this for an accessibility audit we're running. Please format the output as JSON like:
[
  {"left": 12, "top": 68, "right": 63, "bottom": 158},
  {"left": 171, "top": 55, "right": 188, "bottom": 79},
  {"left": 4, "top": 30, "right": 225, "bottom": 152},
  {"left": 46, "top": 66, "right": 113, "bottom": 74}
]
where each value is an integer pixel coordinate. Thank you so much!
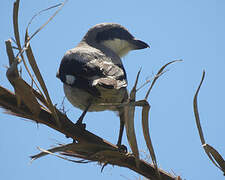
[
  {"left": 141, "top": 100, "right": 160, "bottom": 179},
  {"left": 13, "top": 0, "right": 21, "bottom": 52},
  {"left": 14, "top": 78, "right": 41, "bottom": 116},
  {"left": 25, "top": 33, "right": 60, "bottom": 127},
  {"left": 194, "top": 71, "right": 225, "bottom": 175},
  {"left": 124, "top": 70, "right": 141, "bottom": 167},
  {"left": 5, "top": 39, "right": 22, "bottom": 108},
  {"left": 203, "top": 144, "right": 225, "bottom": 173},
  {"left": 145, "top": 59, "right": 182, "bottom": 100}
]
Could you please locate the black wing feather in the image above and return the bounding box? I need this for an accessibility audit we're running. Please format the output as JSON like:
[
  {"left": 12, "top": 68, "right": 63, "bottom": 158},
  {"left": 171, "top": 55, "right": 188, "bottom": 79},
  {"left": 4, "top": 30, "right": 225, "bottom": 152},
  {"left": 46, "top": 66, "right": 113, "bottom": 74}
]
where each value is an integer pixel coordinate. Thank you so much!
[
  {"left": 58, "top": 56, "right": 103, "bottom": 96},
  {"left": 57, "top": 50, "right": 127, "bottom": 96}
]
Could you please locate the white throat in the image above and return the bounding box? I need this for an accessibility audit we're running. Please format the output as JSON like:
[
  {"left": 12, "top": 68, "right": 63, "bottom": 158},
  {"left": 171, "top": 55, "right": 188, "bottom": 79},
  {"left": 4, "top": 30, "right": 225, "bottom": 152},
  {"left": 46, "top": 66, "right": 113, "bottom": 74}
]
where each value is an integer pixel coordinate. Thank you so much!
[{"left": 101, "top": 38, "right": 133, "bottom": 58}]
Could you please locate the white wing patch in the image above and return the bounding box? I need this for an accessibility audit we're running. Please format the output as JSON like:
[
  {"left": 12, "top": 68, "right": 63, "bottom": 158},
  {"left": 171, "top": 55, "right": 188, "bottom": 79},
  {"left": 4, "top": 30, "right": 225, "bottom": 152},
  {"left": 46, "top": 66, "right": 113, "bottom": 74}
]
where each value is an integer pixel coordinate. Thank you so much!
[{"left": 66, "top": 75, "right": 76, "bottom": 85}]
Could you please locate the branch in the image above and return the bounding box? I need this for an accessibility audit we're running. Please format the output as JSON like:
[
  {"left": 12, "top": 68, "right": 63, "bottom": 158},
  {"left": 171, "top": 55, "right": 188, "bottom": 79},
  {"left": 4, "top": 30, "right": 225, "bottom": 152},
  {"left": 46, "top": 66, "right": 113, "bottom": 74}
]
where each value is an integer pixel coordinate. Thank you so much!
[{"left": 0, "top": 85, "right": 176, "bottom": 180}]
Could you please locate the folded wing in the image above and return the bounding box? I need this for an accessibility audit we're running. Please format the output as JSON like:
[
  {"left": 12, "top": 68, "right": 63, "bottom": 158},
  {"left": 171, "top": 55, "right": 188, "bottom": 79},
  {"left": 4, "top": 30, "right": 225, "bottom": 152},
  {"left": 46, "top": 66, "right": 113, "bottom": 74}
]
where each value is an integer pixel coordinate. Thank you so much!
[{"left": 57, "top": 48, "right": 127, "bottom": 97}]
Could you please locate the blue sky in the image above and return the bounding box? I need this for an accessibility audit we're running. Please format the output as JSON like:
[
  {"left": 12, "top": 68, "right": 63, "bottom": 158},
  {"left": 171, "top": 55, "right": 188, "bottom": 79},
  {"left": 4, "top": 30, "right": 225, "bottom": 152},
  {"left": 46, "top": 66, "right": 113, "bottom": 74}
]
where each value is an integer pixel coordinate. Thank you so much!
[{"left": 1, "top": 0, "right": 225, "bottom": 179}]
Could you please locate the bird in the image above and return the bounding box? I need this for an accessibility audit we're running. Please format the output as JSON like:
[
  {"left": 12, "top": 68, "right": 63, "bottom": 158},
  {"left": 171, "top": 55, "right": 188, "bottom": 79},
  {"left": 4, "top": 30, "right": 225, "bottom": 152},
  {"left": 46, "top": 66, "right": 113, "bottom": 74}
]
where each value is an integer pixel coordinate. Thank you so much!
[{"left": 57, "top": 23, "right": 149, "bottom": 149}]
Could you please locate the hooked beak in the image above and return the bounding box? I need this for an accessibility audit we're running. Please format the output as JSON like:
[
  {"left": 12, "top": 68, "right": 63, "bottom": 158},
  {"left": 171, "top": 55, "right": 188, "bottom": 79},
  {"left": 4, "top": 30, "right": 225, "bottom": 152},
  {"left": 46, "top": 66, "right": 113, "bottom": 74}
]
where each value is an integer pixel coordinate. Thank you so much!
[{"left": 130, "top": 39, "right": 150, "bottom": 50}]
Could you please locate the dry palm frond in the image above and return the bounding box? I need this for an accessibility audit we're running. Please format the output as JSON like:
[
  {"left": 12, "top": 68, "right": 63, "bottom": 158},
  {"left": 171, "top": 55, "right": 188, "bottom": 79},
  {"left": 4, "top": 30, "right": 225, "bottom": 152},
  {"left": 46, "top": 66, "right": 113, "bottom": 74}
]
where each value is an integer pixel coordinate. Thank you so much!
[{"left": 193, "top": 71, "right": 225, "bottom": 175}]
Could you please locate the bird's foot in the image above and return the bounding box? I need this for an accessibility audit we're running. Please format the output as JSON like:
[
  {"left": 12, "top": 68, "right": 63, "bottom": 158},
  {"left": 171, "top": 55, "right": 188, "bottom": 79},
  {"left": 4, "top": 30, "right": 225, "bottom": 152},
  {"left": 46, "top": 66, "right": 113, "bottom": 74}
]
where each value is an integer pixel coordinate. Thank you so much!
[
  {"left": 117, "top": 144, "right": 127, "bottom": 153},
  {"left": 65, "top": 120, "right": 86, "bottom": 141},
  {"left": 75, "top": 121, "right": 86, "bottom": 131}
]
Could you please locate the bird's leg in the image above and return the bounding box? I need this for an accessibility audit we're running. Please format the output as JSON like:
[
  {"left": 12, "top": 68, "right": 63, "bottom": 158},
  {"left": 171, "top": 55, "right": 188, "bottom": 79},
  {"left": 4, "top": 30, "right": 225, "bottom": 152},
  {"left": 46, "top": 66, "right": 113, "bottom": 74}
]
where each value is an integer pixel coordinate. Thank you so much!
[
  {"left": 75, "top": 101, "right": 92, "bottom": 130},
  {"left": 117, "top": 114, "right": 124, "bottom": 146},
  {"left": 116, "top": 110, "right": 127, "bottom": 153}
]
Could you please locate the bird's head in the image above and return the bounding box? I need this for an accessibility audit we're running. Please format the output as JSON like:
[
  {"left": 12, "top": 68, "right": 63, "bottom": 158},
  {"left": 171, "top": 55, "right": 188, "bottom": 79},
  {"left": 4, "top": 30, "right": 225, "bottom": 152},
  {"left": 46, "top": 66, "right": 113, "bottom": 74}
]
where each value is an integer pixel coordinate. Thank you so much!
[{"left": 82, "top": 23, "right": 149, "bottom": 58}]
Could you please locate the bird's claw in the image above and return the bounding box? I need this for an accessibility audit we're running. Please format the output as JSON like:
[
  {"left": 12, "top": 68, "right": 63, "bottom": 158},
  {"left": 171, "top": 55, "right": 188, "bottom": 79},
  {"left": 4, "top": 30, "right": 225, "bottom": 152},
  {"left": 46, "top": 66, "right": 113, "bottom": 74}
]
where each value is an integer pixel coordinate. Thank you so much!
[
  {"left": 117, "top": 144, "right": 127, "bottom": 153},
  {"left": 75, "top": 121, "right": 86, "bottom": 131}
]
